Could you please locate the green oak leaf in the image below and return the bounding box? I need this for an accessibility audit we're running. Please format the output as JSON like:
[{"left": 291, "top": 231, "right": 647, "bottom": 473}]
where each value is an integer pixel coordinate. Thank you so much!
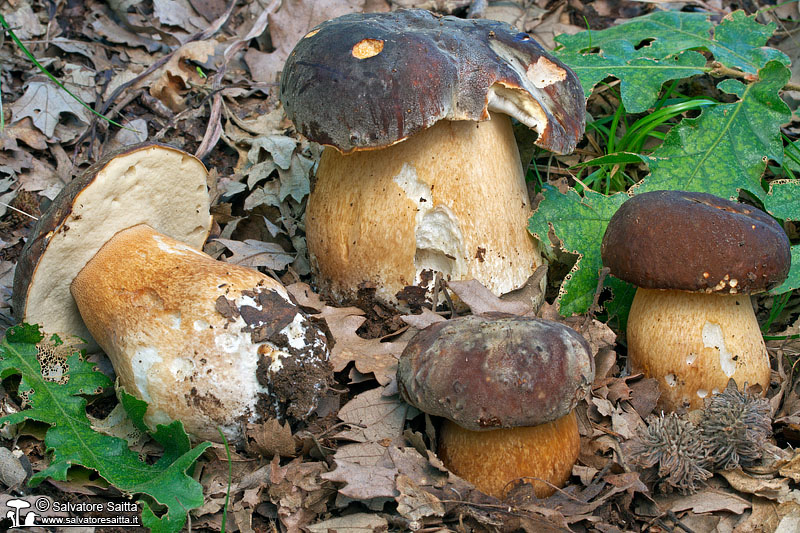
[
  {"left": 634, "top": 61, "right": 791, "bottom": 201},
  {"left": 769, "top": 245, "right": 800, "bottom": 295},
  {"left": 529, "top": 186, "right": 628, "bottom": 316},
  {"left": 602, "top": 276, "right": 636, "bottom": 332},
  {"left": 557, "top": 50, "right": 706, "bottom": 113},
  {"left": 556, "top": 10, "right": 787, "bottom": 71},
  {"left": 765, "top": 180, "right": 800, "bottom": 221},
  {"left": 0, "top": 325, "right": 211, "bottom": 533},
  {"left": 555, "top": 11, "right": 788, "bottom": 111}
]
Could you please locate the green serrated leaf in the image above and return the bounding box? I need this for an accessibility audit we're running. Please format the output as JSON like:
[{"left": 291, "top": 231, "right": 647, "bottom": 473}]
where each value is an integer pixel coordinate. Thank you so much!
[
  {"left": 602, "top": 276, "right": 636, "bottom": 332},
  {"left": 558, "top": 50, "right": 707, "bottom": 113},
  {"left": 769, "top": 245, "right": 800, "bottom": 295},
  {"left": 765, "top": 180, "right": 800, "bottom": 221},
  {"left": 557, "top": 10, "right": 787, "bottom": 71},
  {"left": 634, "top": 61, "right": 791, "bottom": 201},
  {"left": 556, "top": 11, "right": 788, "bottom": 112},
  {"left": 0, "top": 327, "right": 211, "bottom": 533},
  {"left": 529, "top": 186, "right": 628, "bottom": 316}
]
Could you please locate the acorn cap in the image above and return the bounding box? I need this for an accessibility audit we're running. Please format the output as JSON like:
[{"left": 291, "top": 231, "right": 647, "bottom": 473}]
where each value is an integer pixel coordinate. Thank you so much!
[
  {"left": 397, "top": 314, "right": 594, "bottom": 431},
  {"left": 13, "top": 144, "right": 212, "bottom": 348},
  {"left": 601, "top": 190, "right": 790, "bottom": 294},
  {"left": 280, "top": 9, "right": 585, "bottom": 154}
]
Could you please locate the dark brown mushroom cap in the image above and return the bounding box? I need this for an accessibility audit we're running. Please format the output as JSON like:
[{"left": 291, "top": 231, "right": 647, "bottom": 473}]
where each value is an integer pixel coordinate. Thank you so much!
[
  {"left": 397, "top": 314, "right": 594, "bottom": 431},
  {"left": 601, "top": 190, "right": 791, "bottom": 294},
  {"left": 280, "top": 9, "right": 585, "bottom": 154}
]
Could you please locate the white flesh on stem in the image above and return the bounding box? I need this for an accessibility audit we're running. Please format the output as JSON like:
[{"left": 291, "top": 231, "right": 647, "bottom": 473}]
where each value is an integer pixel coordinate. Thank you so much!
[
  {"left": 307, "top": 112, "right": 544, "bottom": 307},
  {"left": 627, "top": 288, "right": 770, "bottom": 411}
]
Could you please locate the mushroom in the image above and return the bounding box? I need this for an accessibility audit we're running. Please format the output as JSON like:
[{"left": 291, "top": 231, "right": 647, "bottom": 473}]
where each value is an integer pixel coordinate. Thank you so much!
[
  {"left": 13, "top": 144, "right": 331, "bottom": 443},
  {"left": 280, "top": 9, "right": 585, "bottom": 308},
  {"left": 397, "top": 314, "right": 594, "bottom": 499},
  {"left": 601, "top": 190, "right": 790, "bottom": 412}
]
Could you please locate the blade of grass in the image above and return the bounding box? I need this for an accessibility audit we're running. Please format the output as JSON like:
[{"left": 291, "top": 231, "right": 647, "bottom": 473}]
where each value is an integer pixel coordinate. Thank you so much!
[{"left": 0, "top": 15, "right": 137, "bottom": 132}]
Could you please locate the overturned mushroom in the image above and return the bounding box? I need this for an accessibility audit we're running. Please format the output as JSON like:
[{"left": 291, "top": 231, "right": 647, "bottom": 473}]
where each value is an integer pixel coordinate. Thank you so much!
[
  {"left": 13, "top": 145, "right": 331, "bottom": 443},
  {"left": 601, "top": 190, "right": 790, "bottom": 411},
  {"left": 397, "top": 314, "right": 594, "bottom": 498},
  {"left": 280, "top": 9, "right": 585, "bottom": 308}
]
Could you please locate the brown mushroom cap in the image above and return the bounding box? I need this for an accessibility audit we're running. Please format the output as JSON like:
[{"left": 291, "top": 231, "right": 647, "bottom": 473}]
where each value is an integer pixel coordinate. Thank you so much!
[
  {"left": 280, "top": 9, "right": 585, "bottom": 154},
  {"left": 13, "top": 144, "right": 212, "bottom": 348},
  {"left": 397, "top": 314, "right": 594, "bottom": 431},
  {"left": 601, "top": 190, "right": 790, "bottom": 294}
]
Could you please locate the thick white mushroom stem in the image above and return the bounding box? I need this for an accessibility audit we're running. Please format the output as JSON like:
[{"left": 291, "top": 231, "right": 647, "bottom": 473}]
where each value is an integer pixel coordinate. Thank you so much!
[
  {"left": 70, "top": 224, "right": 330, "bottom": 444},
  {"left": 627, "top": 288, "right": 770, "bottom": 412},
  {"left": 307, "top": 112, "right": 545, "bottom": 308},
  {"left": 438, "top": 410, "right": 579, "bottom": 499}
]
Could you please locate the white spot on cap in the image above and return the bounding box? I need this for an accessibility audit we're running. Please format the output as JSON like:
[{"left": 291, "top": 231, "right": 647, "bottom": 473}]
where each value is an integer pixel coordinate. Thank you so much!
[
  {"left": 526, "top": 56, "right": 567, "bottom": 88},
  {"left": 665, "top": 374, "right": 677, "bottom": 387},
  {"left": 697, "top": 389, "right": 708, "bottom": 398}
]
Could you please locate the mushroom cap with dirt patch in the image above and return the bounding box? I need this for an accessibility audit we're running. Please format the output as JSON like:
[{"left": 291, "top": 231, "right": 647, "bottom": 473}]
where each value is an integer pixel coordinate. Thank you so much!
[
  {"left": 70, "top": 224, "right": 331, "bottom": 443},
  {"left": 397, "top": 314, "right": 594, "bottom": 431},
  {"left": 601, "top": 190, "right": 790, "bottom": 294},
  {"left": 280, "top": 8, "right": 585, "bottom": 155},
  {"left": 13, "top": 144, "right": 212, "bottom": 349}
]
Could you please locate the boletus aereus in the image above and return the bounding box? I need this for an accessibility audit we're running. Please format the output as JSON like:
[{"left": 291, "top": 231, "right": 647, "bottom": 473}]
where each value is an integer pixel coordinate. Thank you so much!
[{"left": 13, "top": 144, "right": 331, "bottom": 443}]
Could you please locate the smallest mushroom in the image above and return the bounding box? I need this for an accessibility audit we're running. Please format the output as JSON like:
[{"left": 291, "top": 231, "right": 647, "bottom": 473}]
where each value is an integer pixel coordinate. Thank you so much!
[
  {"left": 397, "top": 314, "right": 594, "bottom": 499},
  {"left": 601, "top": 190, "right": 791, "bottom": 411}
]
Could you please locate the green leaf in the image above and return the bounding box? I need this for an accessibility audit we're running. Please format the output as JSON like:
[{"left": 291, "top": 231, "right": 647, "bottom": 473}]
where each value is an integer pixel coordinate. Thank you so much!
[
  {"left": 558, "top": 50, "right": 707, "bottom": 113},
  {"left": 556, "top": 11, "right": 788, "bottom": 111},
  {"left": 557, "top": 10, "right": 787, "bottom": 70},
  {"left": 769, "top": 245, "right": 800, "bottom": 295},
  {"left": 635, "top": 61, "right": 791, "bottom": 201},
  {"left": 529, "top": 186, "right": 628, "bottom": 316},
  {"left": 603, "top": 276, "right": 636, "bottom": 332},
  {"left": 765, "top": 180, "right": 800, "bottom": 221},
  {"left": 0, "top": 326, "right": 211, "bottom": 533}
]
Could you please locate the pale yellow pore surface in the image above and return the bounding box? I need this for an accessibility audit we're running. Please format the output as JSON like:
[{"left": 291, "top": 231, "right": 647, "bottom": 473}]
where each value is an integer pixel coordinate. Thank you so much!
[
  {"left": 71, "top": 224, "right": 303, "bottom": 443},
  {"left": 438, "top": 411, "right": 579, "bottom": 499},
  {"left": 627, "top": 288, "right": 770, "bottom": 412},
  {"left": 307, "top": 113, "right": 543, "bottom": 307},
  {"left": 22, "top": 146, "right": 211, "bottom": 350}
]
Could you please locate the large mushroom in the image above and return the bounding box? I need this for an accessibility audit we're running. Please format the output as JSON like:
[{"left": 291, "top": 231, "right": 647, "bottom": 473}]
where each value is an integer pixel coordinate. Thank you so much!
[
  {"left": 601, "top": 190, "right": 790, "bottom": 411},
  {"left": 397, "top": 314, "right": 594, "bottom": 499},
  {"left": 280, "top": 9, "right": 585, "bottom": 308},
  {"left": 13, "top": 144, "right": 331, "bottom": 443}
]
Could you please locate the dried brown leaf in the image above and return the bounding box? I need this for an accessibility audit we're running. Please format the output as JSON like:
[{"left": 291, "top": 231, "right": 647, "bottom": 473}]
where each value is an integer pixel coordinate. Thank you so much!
[
  {"left": 720, "top": 469, "right": 800, "bottom": 502},
  {"left": 395, "top": 474, "right": 445, "bottom": 522},
  {"left": 306, "top": 513, "right": 389, "bottom": 532},
  {"left": 319, "top": 306, "right": 409, "bottom": 385},
  {"left": 447, "top": 279, "right": 532, "bottom": 316},
  {"left": 335, "top": 387, "right": 410, "bottom": 443},
  {"left": 10, "top": 81, "right": 91, "bottom": 137},
  {"left": 247, "top": 418, "right": 296, "bottom": 458},
  {"left": 670, "top": 489, "right": 751, "bottom": 514}
]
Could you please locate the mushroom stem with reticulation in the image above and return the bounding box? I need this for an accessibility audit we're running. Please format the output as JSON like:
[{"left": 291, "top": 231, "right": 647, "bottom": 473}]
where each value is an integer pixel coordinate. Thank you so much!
[
  {"left": 13, "top": 144, "right": 332, "bottom": 444},
  {"left": 280, "top": 9, "right": 585, "bottom": 309},
  {"left": 397, "top": 314, "right": 594, "bottom": 499},
  {"left": 601, "top": 190, "right": 790, "bottom": 412}
]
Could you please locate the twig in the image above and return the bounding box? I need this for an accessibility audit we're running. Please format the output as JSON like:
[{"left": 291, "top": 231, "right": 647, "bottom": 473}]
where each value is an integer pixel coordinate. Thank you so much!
[{"left": 196, "top": 0, "right": 280, "bottom": 160}]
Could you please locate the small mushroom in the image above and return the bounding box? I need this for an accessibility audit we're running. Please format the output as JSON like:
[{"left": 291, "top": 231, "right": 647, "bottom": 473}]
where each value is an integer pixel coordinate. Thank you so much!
[
  {"left": 13, "top": 145, "right": 331, "bottom": 443},
  {"left": 397, "top": 314, "right": 594, "bottom": 498},
  {"left": 280, "top": 9, "right": 585, "bottom": 308},
  {"left": 601, "top": 190, "right": 790, "bottom": 411}
]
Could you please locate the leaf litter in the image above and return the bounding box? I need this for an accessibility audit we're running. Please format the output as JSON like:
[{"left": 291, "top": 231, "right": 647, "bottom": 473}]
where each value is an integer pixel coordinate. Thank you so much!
[{"left": 0, "top": 0, "right": 799, "bottom": 532}]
